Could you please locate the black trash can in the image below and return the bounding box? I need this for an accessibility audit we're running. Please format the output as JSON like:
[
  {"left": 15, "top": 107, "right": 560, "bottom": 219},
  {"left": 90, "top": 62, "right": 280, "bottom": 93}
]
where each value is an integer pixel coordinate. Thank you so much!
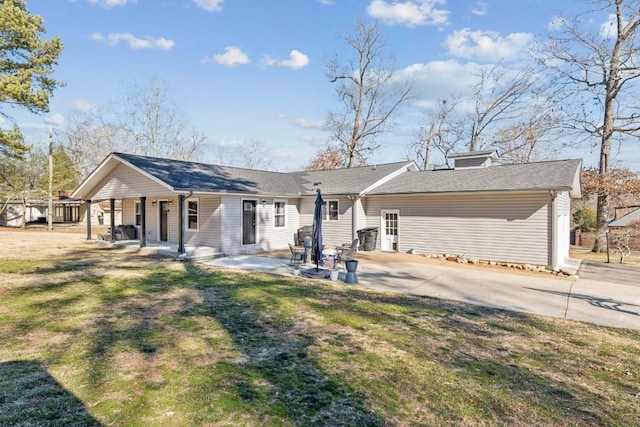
[{"left": 357, "top": 227, "right": 379, "bottom": 251}]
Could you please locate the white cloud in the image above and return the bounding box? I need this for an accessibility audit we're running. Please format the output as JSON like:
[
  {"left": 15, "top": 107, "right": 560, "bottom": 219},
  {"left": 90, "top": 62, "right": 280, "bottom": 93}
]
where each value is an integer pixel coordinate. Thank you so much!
[
  {"left": 398, "top": 60, "right": 481, "bottom": 101},
  {"left": 316, "top": 0, "right": 334, "bottom": 5},
  {"left": 87, "top": 0, "right": 135, "bottom": 8},
  {"left": 45, "top": 114, "right": 67, "bottom": 127},
  {"left": 193, "top": 0, "right": 223, "bottom": 12},
  {"left": 71, "top": 99, "right": 96, "bottom": 113},
  {"left": 366, "top": 0, "right": 450, "bottom": 27},
  {"left": 91, "top": 32, "right": 175, "bottom": 50},
  {"left": 261, "top": 54, "right": 277, "bottom": 67},
  {"left": 293, "top": 118, "right": 324, "bottom": 129},
  {"left": 277, "top": 50, "right": 309, "bottom": 70},
  {"left": 204, "top": 46, "right": 250, "bottom": 66},
  {"left": 470, "top": 1, "right": 487, "bottom": 16},
  {"left": 547, "top": 16, "right": 567, "bottom": 31},
  {"left": 445, "top": 28, "right": 533, "bottom": 61},
  {"left": 600, "top": 13, "right": 620, "bottom": 39}
]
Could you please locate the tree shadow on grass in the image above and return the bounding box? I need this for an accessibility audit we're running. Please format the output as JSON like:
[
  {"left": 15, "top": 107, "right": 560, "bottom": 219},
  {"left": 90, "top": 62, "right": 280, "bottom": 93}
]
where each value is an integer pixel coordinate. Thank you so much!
[
  {"left": 185, "top": 267, "right": 388, "bottom": 426},
  {"left": 288, "top": 286, "right": 612, "bottom": 425},
  {"left": 0, "top": 360, "right": 102, "bottom": 426}
]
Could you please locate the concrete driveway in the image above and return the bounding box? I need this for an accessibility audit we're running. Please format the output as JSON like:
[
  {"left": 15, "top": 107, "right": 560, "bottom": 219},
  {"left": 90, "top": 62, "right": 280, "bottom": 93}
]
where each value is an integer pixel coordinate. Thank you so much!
[{"left": 202, "top": 254, "right": 640, "bottom": 330}]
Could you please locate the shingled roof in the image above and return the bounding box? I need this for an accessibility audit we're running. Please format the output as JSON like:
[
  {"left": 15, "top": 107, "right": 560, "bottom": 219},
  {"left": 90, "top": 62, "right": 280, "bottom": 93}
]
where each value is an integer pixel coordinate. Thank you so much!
[
  {"left": 368, "top": 159, "right": 583, "bottom": 197},
  {"left": 609, "top": 207, "right": 640, "bottom": 227},
  {"left": 115, "top": 152, "right": 300, "bottom": 195},
  {"left": 73, "top": 152, "right": 581, "bottom": 200},
  {"left": 83, "top": 153, "right": 416, "bottom": 197}
]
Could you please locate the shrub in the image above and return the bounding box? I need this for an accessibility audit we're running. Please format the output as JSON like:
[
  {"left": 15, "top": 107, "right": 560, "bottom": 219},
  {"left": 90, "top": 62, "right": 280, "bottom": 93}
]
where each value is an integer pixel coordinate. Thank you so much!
[{"left": 573, "top": 207, "right": 596, "bottom": 231}]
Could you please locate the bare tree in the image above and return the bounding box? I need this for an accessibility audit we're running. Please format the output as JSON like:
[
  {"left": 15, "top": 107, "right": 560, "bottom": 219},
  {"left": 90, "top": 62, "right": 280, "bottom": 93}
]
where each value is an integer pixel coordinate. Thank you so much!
[
  {"left": 239, "top": 139, "right": 273, "bottom": 170},
  {"left": 326, "top": 19, "right": 412, "bottom": 168},
  {"left": 62, "top": 79, "right": 206, "bottom": 180},
  {"left": 62, "top": 112, "right": 116, "bottom": 180},
  {"left": 540, "top": 0, "right": 640, "bottom": 251},
  {"left": 493, "top": 93, "right": 562, "bottom": 164},
  {"left": 115, "top": 79, "right": 206, "bottom": 159},
  {"left": 406, "top": 97, "right": 462, "bottom": 170},
  {"left": 467, "top": 62, "right": 537, "bottom": 153}
]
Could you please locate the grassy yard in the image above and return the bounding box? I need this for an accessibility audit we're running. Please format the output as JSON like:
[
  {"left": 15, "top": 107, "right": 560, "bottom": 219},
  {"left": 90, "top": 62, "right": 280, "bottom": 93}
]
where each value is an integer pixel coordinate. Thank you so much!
[{"left": 1, "top": 242, "right": 639, "bottom": 426}]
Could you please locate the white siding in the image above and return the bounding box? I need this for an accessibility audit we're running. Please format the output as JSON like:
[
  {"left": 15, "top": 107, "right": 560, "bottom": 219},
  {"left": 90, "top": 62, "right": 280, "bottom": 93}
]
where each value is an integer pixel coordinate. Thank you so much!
[
  {"left": 365, "top": 192, "right": 553, "bottom": 266},
  {"left": 185, "top": 196, "right": 222, "bottom": 249},
  {"left": 221, "top": 196, "right": 262, "bottom": 255},
  {"left": 220, "top": 196, "right": 300, "bottom": 255},
  {"left": 299, "top": 195, "right": 355, "bottom": 246},
  {"left": 258, "top": 198, "right": 300, "bottom": 251},
  {"left": 89, "top": 163, "right": 169, "bottom": 200}
]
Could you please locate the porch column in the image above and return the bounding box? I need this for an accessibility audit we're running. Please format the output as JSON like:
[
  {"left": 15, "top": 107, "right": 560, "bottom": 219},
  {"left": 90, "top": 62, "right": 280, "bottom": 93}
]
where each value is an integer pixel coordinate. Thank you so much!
[
  {"left": 140, "top": 196, "right": 146, "bottom": 248},
  {"left": 109, "top": 198, "right": 116, "bottom": 242},
  {"left": 178, "top": 195, "right": 185, "bottom": 254},
  {"left": 86, "top": 200, "right": 92, "bottom": 240}
]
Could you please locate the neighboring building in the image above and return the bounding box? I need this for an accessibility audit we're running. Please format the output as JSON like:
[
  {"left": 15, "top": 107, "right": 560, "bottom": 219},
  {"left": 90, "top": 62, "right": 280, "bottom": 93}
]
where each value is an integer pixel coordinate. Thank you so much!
[
  {"left": 71, "top": 151, "right": 582, "bottom": 270},
  {"left": 0, "top": 191, "right": 120, "bottom": 228}
]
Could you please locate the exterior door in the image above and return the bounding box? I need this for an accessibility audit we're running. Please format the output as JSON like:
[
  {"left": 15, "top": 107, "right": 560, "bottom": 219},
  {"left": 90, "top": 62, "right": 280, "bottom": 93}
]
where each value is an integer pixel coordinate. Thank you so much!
[
  {"left": 160, "top": 201, "right": 169, "bottom": 241},
  {"left": 242, "top": 200, "right": 257, "bottom": 245},
  {"left": 381, "top": 210, "right": 399, "bottom": 252}
]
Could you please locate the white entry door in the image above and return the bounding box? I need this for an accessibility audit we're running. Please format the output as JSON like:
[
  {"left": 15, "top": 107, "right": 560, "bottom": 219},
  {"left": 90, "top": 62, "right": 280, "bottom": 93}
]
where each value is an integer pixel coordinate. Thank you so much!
[{"left": 381, "top": 210, "right": 399, "bottom": 252}]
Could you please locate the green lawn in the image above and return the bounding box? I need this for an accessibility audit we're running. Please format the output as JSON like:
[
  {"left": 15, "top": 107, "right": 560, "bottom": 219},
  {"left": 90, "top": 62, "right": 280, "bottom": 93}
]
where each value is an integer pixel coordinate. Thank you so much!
[{"left": 1, "top": 250, "right": 639, "bottom": 426}]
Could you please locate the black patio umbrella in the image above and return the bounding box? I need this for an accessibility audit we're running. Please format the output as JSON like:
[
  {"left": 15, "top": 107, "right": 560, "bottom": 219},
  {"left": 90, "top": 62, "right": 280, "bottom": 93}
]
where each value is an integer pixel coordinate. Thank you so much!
[{"left": 312, "top": 188, "right": 324, "bottom": 271}]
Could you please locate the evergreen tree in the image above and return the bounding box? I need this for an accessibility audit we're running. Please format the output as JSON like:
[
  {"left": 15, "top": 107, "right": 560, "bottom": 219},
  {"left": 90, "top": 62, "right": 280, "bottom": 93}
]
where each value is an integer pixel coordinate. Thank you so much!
[{"left": 0, "top": 0, "right": 63, "bottom": 158}]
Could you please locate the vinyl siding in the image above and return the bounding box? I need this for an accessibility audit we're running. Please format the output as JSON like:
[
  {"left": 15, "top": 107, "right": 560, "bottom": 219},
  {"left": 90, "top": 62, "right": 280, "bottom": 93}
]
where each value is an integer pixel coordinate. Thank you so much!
[
  {"left": 299, "top": 195, "right": 354, "bottom": 246},
  {"left": 454, "top": 157, "right": 491, "bottom": 169},
  {"left": 121, "top": 197, "right": 177, "bottom": 242},
  {"left": 89, "top": 163, "right": 169, "bottom": 200},
  {"left": 256, "top": 198, "right": 300, "bottom": 251},
  {"left": 365, "top": 192, "right": 552, "bottom": 266},
  {"left": 220, "top": 196, "right": 242, "bottom": 254},
  {"left": 184, "top": 196, "right": 221, "bottom": 249}
]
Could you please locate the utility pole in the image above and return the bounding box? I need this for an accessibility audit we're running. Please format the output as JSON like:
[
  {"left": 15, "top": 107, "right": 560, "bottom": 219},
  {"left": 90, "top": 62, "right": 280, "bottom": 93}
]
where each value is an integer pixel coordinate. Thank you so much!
[{"left": 48, "top": 126, "right": 53, "bottom": 231}]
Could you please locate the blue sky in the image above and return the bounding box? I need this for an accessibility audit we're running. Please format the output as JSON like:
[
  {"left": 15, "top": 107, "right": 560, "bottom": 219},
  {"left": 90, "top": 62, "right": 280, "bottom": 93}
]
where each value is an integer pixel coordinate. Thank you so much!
[{"left": 9, "top": 0, "right": 640, "bottom": 171}]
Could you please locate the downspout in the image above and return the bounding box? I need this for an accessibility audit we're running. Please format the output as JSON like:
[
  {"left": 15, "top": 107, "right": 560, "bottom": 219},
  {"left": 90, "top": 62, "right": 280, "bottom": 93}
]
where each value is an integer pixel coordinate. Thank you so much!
[{"left": 550, "top": 191, "right": 558, "bottom": 271}]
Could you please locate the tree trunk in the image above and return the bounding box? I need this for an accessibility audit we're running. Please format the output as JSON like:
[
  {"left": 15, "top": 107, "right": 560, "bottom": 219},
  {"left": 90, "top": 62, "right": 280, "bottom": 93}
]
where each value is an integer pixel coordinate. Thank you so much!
[{"left": 592, "top": 7, "right": 622, "bottom": 252}]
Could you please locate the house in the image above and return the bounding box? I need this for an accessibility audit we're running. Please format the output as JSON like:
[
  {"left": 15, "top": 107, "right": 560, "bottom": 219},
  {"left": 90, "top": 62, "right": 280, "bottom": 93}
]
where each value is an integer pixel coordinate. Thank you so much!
[
  {"left": 1, "top": 197, "right": 82, "bottom": 227},
  {"left": 71, "top": 151, "right": 582, "bottom": 270},
  {"left": 608, "top": 206, "right": 640, "bottom": 251},
  {"left": 0, "top": 192, "right": 119, "bottom": 228}
]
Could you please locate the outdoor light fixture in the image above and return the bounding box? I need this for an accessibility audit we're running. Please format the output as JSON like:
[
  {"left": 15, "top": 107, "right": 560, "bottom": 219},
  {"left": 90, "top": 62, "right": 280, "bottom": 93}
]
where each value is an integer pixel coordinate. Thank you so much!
[
  {"left": 261, "top": 200, "right": 266, "bottom": 208},
  {"left": 151, "top": 200, "right": 157, "bottom": 206}
]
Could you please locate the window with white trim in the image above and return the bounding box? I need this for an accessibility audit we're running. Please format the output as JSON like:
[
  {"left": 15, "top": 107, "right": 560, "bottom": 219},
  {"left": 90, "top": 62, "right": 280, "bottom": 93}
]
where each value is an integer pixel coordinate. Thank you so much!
[
  {"left": 324, "top": 200, "right": 339, "bottom": 221},
  {"left": 273, "top": 200, "right": 287, "bottom": 228},
  {"left": 187, "top": 199, "right": 199, "bottom": 230},
  {"left": 134, "top": 202, "right": 141, "bottom": 226}
]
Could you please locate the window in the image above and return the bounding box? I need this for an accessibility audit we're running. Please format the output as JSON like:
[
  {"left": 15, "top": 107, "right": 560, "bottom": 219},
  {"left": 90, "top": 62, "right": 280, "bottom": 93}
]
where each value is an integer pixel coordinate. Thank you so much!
[
  {"left": 273, "top": 200, "right": 286, "bottom": 228},
  {"left": 134, "top": 202, "right": 141, "bottom": 226},
  {"left": 324, "top": 200, "right": 339, "bottom": 221},
  {"left": 188, "top": 199, "right": 199, "bottom": 230}
]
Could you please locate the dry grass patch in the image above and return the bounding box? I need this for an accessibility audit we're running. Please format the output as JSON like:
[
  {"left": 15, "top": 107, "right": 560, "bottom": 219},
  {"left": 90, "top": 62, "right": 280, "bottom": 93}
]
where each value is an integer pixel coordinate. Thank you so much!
[{"left": 0, "top": 232, "right": 639, "bottom": 426}]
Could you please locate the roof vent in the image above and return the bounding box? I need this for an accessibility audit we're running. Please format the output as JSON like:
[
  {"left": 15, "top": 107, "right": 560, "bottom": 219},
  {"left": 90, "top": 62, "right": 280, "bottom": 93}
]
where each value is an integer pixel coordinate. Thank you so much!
[{"left": 447, "top": 150, "right": 498, "bottom": 169}]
